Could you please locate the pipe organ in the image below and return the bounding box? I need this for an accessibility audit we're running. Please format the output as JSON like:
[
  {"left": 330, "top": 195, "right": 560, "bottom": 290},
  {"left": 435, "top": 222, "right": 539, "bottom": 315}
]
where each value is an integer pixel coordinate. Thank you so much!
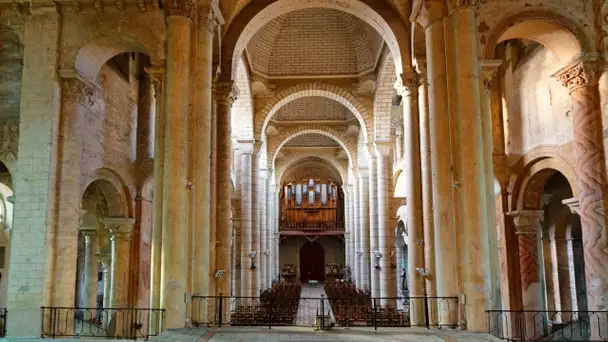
[{"left": 279, "top": 178, "right": 344, "bottom": 231}]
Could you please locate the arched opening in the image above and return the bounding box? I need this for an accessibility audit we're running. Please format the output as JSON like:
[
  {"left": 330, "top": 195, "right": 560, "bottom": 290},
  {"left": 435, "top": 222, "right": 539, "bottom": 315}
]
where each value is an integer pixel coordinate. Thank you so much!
[
  {"left": 0, "top": 160, "right": 13, "bottom": 310},
  {"left": 395, "top": 220, "right": 408, "bottom": 297},
  {"left": 299, "top": 241, "right": 325, "bottom": 283}
]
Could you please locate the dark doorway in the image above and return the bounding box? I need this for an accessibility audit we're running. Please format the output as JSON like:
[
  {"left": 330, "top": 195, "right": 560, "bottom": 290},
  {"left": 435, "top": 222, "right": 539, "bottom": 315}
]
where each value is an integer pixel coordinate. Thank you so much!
[{"left": 300, "top": 241, "right": 325, "bottom": 282}]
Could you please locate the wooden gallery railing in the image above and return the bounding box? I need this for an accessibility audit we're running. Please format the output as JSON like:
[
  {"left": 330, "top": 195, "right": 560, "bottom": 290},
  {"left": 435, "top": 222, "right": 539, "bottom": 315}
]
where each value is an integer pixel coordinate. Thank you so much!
[{"left": 279, "top": 221, "right": 344, "bottom": 232}]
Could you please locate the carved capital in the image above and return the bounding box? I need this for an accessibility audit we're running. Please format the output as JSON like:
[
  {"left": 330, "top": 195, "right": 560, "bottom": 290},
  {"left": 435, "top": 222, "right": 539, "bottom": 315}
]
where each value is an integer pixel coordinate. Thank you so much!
[
  {"left": 508, "top": 210, "right": 544, "bottom": 235},
  {"left": 82, "top": 229, "right": 97, "bottom": 244},
  {"left": 165, "top": 0, "right": 195, "bottom": 20},
  {"left": 562, "top": 197, "right": 580, "bottom": 215},
  {"left": 96, "top": 252, "right": 111, "bottom": 268},
  {"left": 410, "top": 0, "right": 446, "bottom": 29},
  {"left": 145, "top": 65, "right": 165, "bottom": 95},
  {"left": 553, "top": 53, "right": 601, "bottom": 93},
  {"left": 375, "top": 141, "right": 394, "bottom": 157},
  {"left": 197, "top": 3, "right": 216, "bottom": 33},
  {"left": 102, "top": 217, "right": 135, "bottom": 240},
  {"left": 59, "top": 69, "right": 101, "bottom": 108},
  {"left": 394, "top": 72, "right": 418, "bottom": 97},
  {"left": 479, "top": 59, "right": 502, "bottom": 90},
  {"left": 446, "top": 0, "right": 479, "bottom": 13},
  {"left": 415, "top": 59, "right": 427, "bottom": 83},
  {"left": 215, "top": 81, "right": 239, "bottom": 107}
]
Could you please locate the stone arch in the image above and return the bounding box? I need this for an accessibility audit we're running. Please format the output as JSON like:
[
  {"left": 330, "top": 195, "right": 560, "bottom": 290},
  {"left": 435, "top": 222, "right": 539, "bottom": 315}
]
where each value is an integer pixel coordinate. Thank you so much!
[
  {"left": 512, "top": 157, "right": 578, "bottom": 212},
  {"left": 256, "top": 83, "right": 372, "bottom": 142},
  {"left": 75, "top": 33, "right": 151, "bottom": 83},
  {"left": 276, "top": 152, "right": 348, "bottom": 185},
  {"left": 81, "top": 168, "right": 132, "bottom": 217},
  {"left": 222, "top": 0, "right": 410, "bottom": 82},
  {"left": 268, "top": 126, "right": 357, "bottom": 168},
  {"left": 231, "top": 56, "right": 254, "bottom": 139},
  {"left": 483, "top": 10, "right": 590, "bottom": 62},
  {"left": 395, "top": 219, "right": 407, "bottom": 247},
  {"left": 374, "top": 50, "right": 398, "bottom": 141}
]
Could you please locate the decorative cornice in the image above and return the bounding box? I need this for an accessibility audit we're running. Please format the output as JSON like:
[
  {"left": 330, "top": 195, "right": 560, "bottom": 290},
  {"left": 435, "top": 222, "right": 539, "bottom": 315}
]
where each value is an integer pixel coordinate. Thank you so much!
[
  {"left": 553, "top": 53, "right": 601, "bottom": 94},
  {"left": 165, "top": 0, "right": 195, "bottom": 21},
  {"left": 215, "top": 81, "right": 239, "bottom": 107}
]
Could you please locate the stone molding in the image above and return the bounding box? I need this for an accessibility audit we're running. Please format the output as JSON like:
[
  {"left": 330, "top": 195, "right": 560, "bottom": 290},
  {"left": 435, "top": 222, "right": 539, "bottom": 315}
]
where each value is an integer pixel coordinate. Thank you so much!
[
  {"left": 215, "top": 81, "right": 239, "bottom": 107},
  {"left": 59, "top": 69, "right": 101, "bottom": 108},
  {"left": 553, "top": 53, "right": 601, "bottom": 93},
  {"left": 102, "top": 217, "right": 136, "bottom": 240},
  {"left": 165, "top": 0, "right": 195, "bottom": 21},
  {"left": 410, "top": 0, "right": 446, "bottom": 29},
  {"left": 562, "top": 197, "right": 581, "bottom": 215},
  {"left": 508, "top": 210, "right": 544, "bottom": 235}
]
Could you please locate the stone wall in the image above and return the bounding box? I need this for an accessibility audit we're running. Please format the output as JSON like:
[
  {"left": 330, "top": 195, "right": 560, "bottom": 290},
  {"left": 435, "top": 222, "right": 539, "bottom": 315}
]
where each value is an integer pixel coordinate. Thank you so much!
[
  {"left": 279, "top": 236, "right": 345, "bottom": 278},
  {"left": 502, "top": 43, "right": 573, "bottom": 155}
]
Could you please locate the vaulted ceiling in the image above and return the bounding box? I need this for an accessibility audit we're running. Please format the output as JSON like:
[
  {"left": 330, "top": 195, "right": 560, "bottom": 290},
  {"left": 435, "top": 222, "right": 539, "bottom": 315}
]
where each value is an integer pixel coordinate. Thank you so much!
[
  {"left": 284, "top": 134, "right": 341, "bottom": 148},
  {"left": 246, "top": 8, "right": 383, "bottom": 77},
  {"left": 272, "top": 97, "right": 357, "bottom": 122}
]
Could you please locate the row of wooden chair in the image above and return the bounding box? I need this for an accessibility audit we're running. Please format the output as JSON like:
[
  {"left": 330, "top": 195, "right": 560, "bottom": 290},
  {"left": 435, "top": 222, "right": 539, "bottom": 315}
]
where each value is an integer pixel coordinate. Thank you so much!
[{"left": 230, "top": 281, "right": 301, "bottom": 326}]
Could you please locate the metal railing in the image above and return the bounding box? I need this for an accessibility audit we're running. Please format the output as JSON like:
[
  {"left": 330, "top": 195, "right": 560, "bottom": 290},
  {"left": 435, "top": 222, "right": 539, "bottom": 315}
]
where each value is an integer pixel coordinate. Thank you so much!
[
  {"left": 191, "top": 294, "right": 458, "bottom": 330},
  {"left": 0, "top": 308, "right": 6, "bottom": 337},
  {"left": 487, "top": 310, "right": 608, "bottom": 341},
  {"left": 40, "top": 307, "right": 164, "bottom": 340}
]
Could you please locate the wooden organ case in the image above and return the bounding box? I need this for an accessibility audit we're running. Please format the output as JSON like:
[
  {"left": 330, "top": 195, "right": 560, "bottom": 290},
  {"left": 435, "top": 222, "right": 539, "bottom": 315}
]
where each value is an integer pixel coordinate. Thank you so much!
[{"left": 279, "top": 178, "right": 344, "bottom": 233}]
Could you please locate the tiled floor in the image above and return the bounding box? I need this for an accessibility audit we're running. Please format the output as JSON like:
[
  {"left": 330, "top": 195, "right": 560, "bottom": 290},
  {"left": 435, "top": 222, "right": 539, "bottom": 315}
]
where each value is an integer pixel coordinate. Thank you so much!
[{"left": 149, "top": 327, "right": 502, "bottom": 342}]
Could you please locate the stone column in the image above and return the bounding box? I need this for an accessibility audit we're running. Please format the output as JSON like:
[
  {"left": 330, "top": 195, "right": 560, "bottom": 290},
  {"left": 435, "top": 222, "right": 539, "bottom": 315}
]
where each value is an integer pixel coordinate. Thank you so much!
[
  {"left": 447, "top": 0, "right": 490, "bottom": 331},
  {"left": 411, "top": 0, "right": 458, "bottom": 326},
  {"left": 266, "top": 171, "right": 274, "bottom": 288},
  {"left": 480, "top": 60, "right": 503, "bottom": 312},
  {"left": 147, "top": 66, "right": 165, "bottom": 325},
  {"left": 103, "top": 218, "right": 136, "bottom": 309},
  {"left": 396, "top": 73, "right": 425, "bottom": 321},
  {"left": 82, "top": 230, "right": 98, "bottom": 309},
  {"left": 250, "top": 143, "right": 262, "bottom": 296},
  {"left": 395, "top": 127, "right": 403, "bottom": 161},
  {"left": 509, "top": 211, "right": 544, "bottom": 337},
  {"left": 555, "top": 235, "right": 576, "bottom": 312},
  {"left": 376, "top": 142, "right": 396, "bottom": 307},
  {"left": 351, "top": 181, "right": 359, "bottom": 284},
  {"left": 416, "top": 60, "right": 438, "bottom": 323},
  {"left": 239, "top": 141, "right": 253, "bottom": 297},
  {"left": 160, "top": 0, "right": 194, "bottom": 328},
  {"left": 216, "top": 82, "right": 238, "bottom": 304},
  {"left": 554, "top": 54, "right": 608, "bottom": 337},
  {"left": 344, "top": 186, "right": 351, "bottom": 273},
  {"left": 259, "top": 169, "right": 268, "bottom": 291},
  {"left": 367, "top": 148, "right": 380, "bottom": 298},
  {"left": 232, "top": 217, "right": 241, "bottom": 296},
  {"left": 192, "top": 2, "right": 216, "bottom": 303},
  {"left": 359, "top": 169, "right": 371, "bottom": 291}
]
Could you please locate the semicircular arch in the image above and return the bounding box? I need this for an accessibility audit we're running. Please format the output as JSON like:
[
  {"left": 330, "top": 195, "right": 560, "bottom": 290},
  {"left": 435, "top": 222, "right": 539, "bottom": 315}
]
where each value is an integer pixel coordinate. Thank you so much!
[
  {"left": 81, "top": 168, "right": 132, "bottom": 217},
  {"left": 256, "top": 83, "right": 372, "bottom": 143},
  {"left": 276, "top": 152, "right": 348, "bottom": 185}
]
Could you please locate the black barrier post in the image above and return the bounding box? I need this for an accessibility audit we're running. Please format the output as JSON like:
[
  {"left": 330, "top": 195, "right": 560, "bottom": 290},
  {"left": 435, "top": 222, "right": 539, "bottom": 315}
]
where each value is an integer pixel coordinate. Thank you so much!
[
  {"left": 268, "top": 298, "right": 272, "bottom": 330},
  {"left": 424, "top": 293, "right": 430, "bottom": 330},
  {"left": 373, "top": 298, "right": 377, "bottom": 331},
  {"left": 320, "top": 295, "right": 325, "bottom": 330},
  {"left": 218, "top": 293, "right": 223, "bottom": 328}
]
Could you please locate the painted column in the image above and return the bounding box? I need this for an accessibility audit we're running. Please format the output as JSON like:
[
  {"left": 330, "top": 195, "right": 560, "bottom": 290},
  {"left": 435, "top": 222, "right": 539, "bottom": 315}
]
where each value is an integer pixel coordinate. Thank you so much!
[
  {"left": 161, "top": 0, "right": 194, "bottom": 328},
  {"left": 239, "top": 141, "right": 253, "bottom": 298},
  {"left": 250, "top": 142, "right": 262, "bottom": 296},
  {"left": 82, "top": 230, "right": 98, "bottom": 309},
  {"left": 554, "top": 54, "right": 608, "bottom": 338},
  {"left": 147, "top": 65, "right": 165, "bottom": 329},
  {"left": 359, "top": 169, "right": 371, "bottom": 291},
  {"left": 215, "top": 82, "right": 237, "bottom": 310},
  {"left": 192, "top": 2, "right": 215, "bottom": 305},
  {"left": 376, "top": 142, "right": 396, "bottom": 307},
  {"left": 416, "top": 60, "right": 438, "bottom": 323},
  {"left": 509, "top": 211, "right": 544, "bottom": 338},
  {"left": 396, "top": 73, "right": 425, "bottom": 321},
  {"left": 447, "top": 0, "right": 490, "bottom": 331},
  {"left": 367, "top": 148, "right": 380, "bottom": 298},
  {"left": 411, "top": 0, "right": 458, "bottom": 326}
]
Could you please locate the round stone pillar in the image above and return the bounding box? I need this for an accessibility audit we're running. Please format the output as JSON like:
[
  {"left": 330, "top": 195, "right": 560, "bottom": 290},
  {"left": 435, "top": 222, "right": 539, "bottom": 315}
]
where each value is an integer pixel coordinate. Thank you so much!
[
  {"left": 82, "top": 230, "right": 98, "bottom": 310},
  {"left": 216, "top": 82, "right": 238, "bottom": 305},
  {"left": 554, "top": 54, "right": 608, "bottom": 338},
  {"left": 239, "top": 141, "right": 253, "bottom": 298},
  {"left": 447, "top": 0, "right": 490, "bottom": 331},
  {"left": 367, "top": 147, "right": 380, "bottom": 298},
  {"left": 192, "top": 2, "right": 216, "bottom": 302},
  {"left": 250, "top": 142, "right": 262, "bottom": 297},
  {"left": 411, "top": 0, "right": 458, "bottom": 326},
  {"left": 161, "top": 0, "right": 194, "bottom": 328},
  {"left": 358, "top": 169, "right": 371, "bottom": 291},
  {"left": 376, "top": 142, "right": 396, "bottom": 308}
]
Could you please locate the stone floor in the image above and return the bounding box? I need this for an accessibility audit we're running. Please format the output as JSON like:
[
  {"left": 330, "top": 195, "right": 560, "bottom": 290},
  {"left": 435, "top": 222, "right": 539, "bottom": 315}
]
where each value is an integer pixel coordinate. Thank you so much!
[
  {"left": 149, "top": 327, "right": 502, "bottom": 342},
  {"left": 295, "top": 282, "right": 333, "bottom": 326}
]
